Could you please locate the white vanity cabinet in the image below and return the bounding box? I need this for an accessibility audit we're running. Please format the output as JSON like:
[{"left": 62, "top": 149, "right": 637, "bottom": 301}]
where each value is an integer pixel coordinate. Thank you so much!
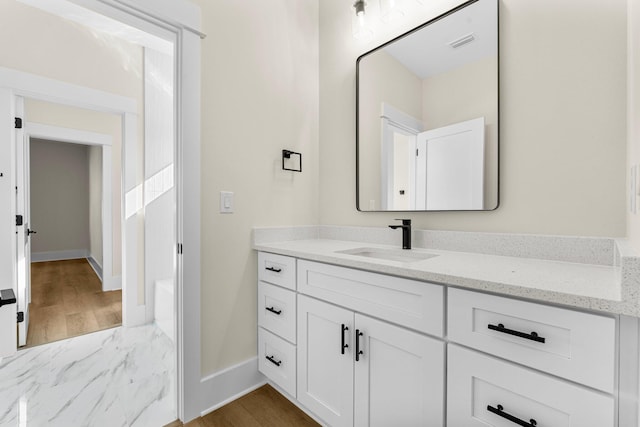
[
  {"left": 257, "top": 252, "right": 297, "bottom": 397},
  {"left": 256, "top": 251, "right": 623, "bottom": 427},
  {"left": 447, "top": 288, "right": 616, "bottom": 427},
  {"left": 297, "top": 295, "right": 445, "bottom": 427}
]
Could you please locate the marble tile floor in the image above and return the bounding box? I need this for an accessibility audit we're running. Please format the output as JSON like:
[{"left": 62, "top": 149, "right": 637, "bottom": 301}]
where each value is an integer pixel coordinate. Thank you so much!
[{"left": 0, "top": 324, "right": 176, "bottom": 427}]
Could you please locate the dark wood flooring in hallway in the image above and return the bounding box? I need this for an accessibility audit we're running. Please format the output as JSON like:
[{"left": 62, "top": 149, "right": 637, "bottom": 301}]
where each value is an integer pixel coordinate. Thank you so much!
[{"left": 26, "top": 258, "right": 122, "bottom": 347}]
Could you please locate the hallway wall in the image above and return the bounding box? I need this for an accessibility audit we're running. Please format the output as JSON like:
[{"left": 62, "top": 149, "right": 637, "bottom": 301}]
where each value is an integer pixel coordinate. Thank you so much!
[{"left": 30, "top": 139, "right": 90, "bottom": 257}]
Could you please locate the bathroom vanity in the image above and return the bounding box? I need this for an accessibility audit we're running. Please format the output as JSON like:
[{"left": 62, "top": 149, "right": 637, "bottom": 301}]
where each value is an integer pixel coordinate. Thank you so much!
[{"left": 253, "top": 227, "right": 640, "bottom": 427}]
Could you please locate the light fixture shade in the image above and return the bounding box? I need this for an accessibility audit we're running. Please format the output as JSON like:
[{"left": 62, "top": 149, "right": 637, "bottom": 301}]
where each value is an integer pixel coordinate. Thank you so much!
[
  {"left": 379, "top": 0, "right": 404, "bottom": 23},
  {"left": 351, "top": 0, "right": 373, "bottom": 39}
]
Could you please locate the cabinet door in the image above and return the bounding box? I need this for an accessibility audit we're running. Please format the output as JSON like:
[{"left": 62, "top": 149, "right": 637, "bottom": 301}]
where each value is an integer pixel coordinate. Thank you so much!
[
  {"left": 298, "top": 295, "right": 354, "bottom": 427},
  {"left": 354, "top": 314, "right": 445, "bottom": 427}
]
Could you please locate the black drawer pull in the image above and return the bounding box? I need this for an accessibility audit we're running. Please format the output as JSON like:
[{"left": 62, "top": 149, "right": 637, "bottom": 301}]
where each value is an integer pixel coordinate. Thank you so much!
[
  {"left": 265, "top": 355, "right": 282, "bottom": 367},
  {"left": 265, "top": 306, "right": 282, "bottom": 315},
  {"left": 265, "top": 266, "right": 282, "bottom": 273},
  {"left": 341, "top": 324, "right": 349, "bottom": 355},
  {"left": 488, "top": 323, "right": 546, "bottom": 343},
  {"left": 487, "top": 404, "right": 537, "bottom": 426},
  {"left": 355, "top": 329, "right": 364, "bottom": 361}
]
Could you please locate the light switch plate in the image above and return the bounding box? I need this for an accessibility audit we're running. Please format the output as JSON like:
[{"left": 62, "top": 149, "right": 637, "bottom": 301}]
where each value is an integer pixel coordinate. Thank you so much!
[{"left": 220, "top": 191, "right": 234, "bottom": 214}]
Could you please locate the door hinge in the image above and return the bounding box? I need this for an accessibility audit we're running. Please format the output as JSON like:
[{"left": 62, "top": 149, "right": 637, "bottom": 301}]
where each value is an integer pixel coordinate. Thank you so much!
[
  {"left": 416, "top": 148, "right": 419, "bottom": 156},
  {"left": 15, "top": 117, "right": 22, "bottom": 129},
  {"left": 17, "top": 311, "right": 24, "bottom": 323},
  {"left": 177, "top": 243, "right": 183, "bottom": 255},
  {"left": 16, "top": 215, "right": 23, "bottom": 226}
]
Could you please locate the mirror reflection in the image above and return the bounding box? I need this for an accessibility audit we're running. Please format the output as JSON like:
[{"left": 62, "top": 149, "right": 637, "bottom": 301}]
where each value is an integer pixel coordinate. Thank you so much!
[{"left": 357, "top": 0, "right": 498, "bottom": 211}]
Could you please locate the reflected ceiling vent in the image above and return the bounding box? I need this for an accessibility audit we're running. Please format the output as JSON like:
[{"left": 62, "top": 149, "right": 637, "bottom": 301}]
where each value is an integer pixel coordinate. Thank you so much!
[{"left": 448, "top": 33, "right": 475, "bottom": 49}]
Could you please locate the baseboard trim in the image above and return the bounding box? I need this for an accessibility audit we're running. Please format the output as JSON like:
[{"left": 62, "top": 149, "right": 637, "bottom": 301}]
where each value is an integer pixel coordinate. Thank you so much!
[
  {"left": 31, "top": 249, "right": 88, "bottom": 262},
  {"left": 87, "top": 256, "right": 103, "bottom": 280},
  {"left": 107, "top": 276, "right": 122, "bottom": 291},
  {"left": 199, "top": 357, "right": 265, "bottom": 417}
]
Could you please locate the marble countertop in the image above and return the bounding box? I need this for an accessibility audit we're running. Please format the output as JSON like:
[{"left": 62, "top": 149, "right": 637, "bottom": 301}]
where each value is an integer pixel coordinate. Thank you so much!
[{"left": 253, "top": 234, "right": 640, "bottom": 317}]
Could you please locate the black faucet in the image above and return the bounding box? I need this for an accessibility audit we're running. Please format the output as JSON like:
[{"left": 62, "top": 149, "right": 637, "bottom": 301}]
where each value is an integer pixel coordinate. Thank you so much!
[{"left": 389, "top": 219, "right": 412, "bottom": 250}]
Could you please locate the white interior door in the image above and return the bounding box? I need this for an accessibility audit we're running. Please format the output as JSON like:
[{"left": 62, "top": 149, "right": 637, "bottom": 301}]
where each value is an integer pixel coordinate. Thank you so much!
[
  {"left": 416, "top": 117, "right": 485, "bottom": 210},
  {"left": 14, "top": 96, "right": 30, "bottom": 347}
]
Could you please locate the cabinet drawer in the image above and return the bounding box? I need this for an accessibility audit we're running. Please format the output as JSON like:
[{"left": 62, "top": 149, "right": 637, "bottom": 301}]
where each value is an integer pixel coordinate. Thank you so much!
[
  {"left": 258, "top": 252, "right": 296, "bottom": 290},
  {"left": 447, "top": 345, "right": 614, "bottom": 427},
  {"left": 258, "top": 328, "right": 296, "bottom": 397},
  {"left": 258, "top": 281, "right": 296, "bottom": 343},
  {"left": 447, "top": 288, "right": 616, "bottom": 392},
  {"left": 298, "top": 260, "right": 444, "bottom": 337}
]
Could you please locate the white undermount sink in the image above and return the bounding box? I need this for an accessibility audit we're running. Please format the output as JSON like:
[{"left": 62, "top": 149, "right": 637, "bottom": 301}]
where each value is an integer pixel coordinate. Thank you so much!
[{"left": 336, "top": 247, "right": 439, "bottom": 263}]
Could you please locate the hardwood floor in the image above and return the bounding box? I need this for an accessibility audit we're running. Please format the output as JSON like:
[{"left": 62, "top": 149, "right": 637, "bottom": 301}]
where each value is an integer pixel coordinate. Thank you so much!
[
  {"left": 25, "top": 258, "right": 122, "bottom": 347},
  {"left": 166, "top": 385, "right": 319, "bottom": 427}
]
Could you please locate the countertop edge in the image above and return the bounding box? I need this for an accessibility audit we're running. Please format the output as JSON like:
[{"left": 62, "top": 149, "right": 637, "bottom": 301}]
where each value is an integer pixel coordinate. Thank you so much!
[{"left": 254, "top": 241, "right": 640, "bottom": 318}]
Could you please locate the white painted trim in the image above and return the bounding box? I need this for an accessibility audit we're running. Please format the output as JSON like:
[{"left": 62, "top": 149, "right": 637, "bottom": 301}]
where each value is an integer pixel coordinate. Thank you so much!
[
  {"left": 381, "top": 102, "right": 424, "bottom": 133},
  {"left": 201, "top": 382, "right": 267, "bottom": 417},
  {"left": 87, "top": 254, "right": 102, "bottom": 278},
  {"left": 42, "top": 0, "right": 205, "bottom": 38},
  {"left": 199, "top": 357, "right": 265, "bottom": 417},
  {"left": 108, "top": 275, "right": 122, "bottom": 291},
  {"left": 31, "top": 249, "right": 89, "bottom": 262},
  {"left": 0, "top": 67, "right": 136, "bottom": 114},
  {"left": 177, "top": 29, "right": 202, "bottom": 423},
  {"left": 113, "top": 0, "right": 203, "bottom": 35},
  {"left": 26, "top": 123, "right": 112, "bottom": 146},
  {"left": 24, "top": 122, "right": 115, "bottom": 293}
]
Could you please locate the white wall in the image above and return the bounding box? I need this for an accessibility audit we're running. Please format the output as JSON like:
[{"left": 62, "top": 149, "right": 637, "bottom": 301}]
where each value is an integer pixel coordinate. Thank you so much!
[
  {"left": 191, "top": 0, "right": 319, "bottom": 376},
  {"left": 88, "top": 145, "right": 103, "bottom": 267},
  {"left": 319, "top": 0, "right": 627, "bottom": 237},
  {"left": 30, "top": 139, "right": 90, "bottom": 255},
  {"left": 629, "top": 0, "right": 640, "bottom": 253}
]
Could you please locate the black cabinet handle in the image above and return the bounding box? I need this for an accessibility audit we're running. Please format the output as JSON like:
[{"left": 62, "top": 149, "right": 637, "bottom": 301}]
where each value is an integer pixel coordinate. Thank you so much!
[
  {"left": 265, "top": 355, "right": 282, "bottom": 367},
  {"left": 265, "top": 266, "right": 282, "bottom": 273},
  {"left": 487, "top": 323, "right": 546, "bottom": 343},
  {"left": 341, "top": 324, "right": 349, "bottom": 354},
  {"left": 355, "top": 329, "right": 364, "bottom": 361},
  {"left": 487, "top": 404, "right": 537, "bottom": 426},
  {"left": 265, "top": 306, "right": 282, "bottom": 315}
]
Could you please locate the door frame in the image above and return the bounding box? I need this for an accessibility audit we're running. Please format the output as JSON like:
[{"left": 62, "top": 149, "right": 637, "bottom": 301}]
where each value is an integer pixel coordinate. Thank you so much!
[
  {"left": 25, "top": 122, "right": 116, "bottom": 292},
  {"left": 1, "top": 0, "right": 203, "bottom": 421},
  {"left": 380, "top": 103, "right": 423, "bottom": 210}
]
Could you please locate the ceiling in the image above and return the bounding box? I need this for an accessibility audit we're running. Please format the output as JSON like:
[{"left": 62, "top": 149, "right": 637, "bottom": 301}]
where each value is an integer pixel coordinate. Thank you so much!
[{"left": 383, "top": 0, "right": 498, "bottom": 79}]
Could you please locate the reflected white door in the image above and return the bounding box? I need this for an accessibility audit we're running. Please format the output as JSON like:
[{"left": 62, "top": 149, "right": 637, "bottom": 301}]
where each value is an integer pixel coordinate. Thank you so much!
[
  {"left": 416, "top": 117, "right": 485, "bottom": 210},
  {"left": 15, "top": 96, "right": 30, "bottom": 347}
]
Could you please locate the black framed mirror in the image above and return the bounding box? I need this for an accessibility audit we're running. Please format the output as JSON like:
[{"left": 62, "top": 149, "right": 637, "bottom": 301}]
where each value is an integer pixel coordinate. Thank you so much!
[{"left": 356, "top": 0, "right": 499, "bottom": 211}]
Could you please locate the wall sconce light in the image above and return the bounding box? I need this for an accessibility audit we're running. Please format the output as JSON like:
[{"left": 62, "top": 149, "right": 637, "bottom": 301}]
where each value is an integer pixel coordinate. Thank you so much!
[
  {"left": 352, "top": 0, "right": 373, "bottom": 39},
  {"left": 351, "top": 0, "right": 430, "bottom": 39}
]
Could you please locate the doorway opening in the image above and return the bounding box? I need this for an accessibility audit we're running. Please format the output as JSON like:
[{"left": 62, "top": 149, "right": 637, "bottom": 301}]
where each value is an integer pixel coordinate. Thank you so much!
[
  {"left": 24, "top": 123, "right": 121, "bottom": 347},
  {"left": 1, "top": 0, "right": 203, "bottom": 422}
]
